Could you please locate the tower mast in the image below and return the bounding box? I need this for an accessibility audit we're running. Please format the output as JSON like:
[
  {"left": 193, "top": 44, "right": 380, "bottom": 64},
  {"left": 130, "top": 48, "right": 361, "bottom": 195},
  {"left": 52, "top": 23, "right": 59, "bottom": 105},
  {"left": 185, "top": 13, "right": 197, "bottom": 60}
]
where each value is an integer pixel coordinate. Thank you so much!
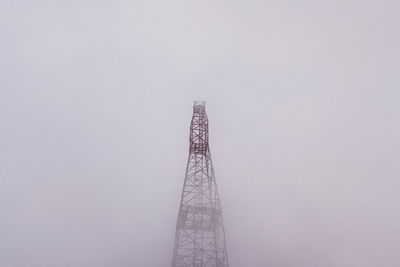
[{"left": 171, "top": 101, "right": 229, "bottom": 267}]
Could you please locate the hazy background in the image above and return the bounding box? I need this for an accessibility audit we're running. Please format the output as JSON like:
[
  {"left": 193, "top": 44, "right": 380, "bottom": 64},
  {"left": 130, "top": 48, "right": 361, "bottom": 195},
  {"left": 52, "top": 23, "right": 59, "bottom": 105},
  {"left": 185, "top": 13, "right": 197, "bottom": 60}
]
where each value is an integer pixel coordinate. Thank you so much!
[{"left": 1, "top": 1, "right": 399, "bottom": 266}]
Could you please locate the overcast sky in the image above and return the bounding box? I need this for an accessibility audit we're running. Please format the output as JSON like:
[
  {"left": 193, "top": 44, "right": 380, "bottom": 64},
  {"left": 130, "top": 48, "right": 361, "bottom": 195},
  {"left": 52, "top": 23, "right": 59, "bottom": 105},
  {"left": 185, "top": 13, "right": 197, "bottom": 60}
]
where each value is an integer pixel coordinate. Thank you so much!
[{"left": 1, "top": 1, "right": 400, "bottom": 266}]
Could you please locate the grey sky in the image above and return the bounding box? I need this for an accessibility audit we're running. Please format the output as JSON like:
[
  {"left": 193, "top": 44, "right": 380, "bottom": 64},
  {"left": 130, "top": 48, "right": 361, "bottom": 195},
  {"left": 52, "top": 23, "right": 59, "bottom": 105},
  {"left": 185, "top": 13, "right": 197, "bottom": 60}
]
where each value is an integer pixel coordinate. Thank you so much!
[{"left": 1, "top": 1, "right": 399, "bottom": 266}]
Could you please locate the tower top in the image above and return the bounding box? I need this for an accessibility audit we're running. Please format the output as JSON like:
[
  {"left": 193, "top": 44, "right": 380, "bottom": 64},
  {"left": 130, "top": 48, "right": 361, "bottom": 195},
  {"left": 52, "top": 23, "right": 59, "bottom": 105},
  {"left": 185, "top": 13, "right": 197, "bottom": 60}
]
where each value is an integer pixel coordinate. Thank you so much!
[
  {"left": 193, "top": 100, "right": 206, "bottom": 115},
  {"left": 194, "top": 100, "right": 205, "bottom": 108}
]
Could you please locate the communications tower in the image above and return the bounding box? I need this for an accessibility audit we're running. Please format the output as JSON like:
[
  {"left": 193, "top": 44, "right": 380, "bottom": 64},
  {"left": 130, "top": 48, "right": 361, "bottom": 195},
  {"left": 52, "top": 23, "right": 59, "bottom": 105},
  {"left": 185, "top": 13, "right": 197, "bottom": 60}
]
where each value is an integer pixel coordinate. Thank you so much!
[{"left": 171, "top": 101, "right": 229, "bottom": 267}]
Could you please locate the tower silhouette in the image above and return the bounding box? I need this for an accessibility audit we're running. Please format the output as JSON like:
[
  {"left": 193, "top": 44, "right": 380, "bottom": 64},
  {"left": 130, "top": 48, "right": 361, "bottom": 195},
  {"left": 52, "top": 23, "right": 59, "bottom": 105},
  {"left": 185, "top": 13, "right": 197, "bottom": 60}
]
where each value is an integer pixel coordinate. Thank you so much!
[{"left": 171, "top": 101, "right": 229, "bottom": 267}]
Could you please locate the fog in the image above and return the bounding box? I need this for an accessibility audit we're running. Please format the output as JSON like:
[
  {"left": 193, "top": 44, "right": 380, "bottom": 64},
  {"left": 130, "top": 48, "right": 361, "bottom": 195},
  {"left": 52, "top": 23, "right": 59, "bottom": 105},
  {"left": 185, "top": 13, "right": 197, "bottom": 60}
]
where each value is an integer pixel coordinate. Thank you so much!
[{"left": 1, "top": 1, "right": 399, "bottom": 266}]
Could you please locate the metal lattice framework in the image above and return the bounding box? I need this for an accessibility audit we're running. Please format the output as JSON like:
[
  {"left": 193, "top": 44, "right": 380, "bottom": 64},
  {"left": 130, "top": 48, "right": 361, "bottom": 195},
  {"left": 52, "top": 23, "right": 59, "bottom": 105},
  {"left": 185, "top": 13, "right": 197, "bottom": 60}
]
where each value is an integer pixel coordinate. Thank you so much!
[{"left": 171, "top": 101, "right": 229, "bottom": 267}]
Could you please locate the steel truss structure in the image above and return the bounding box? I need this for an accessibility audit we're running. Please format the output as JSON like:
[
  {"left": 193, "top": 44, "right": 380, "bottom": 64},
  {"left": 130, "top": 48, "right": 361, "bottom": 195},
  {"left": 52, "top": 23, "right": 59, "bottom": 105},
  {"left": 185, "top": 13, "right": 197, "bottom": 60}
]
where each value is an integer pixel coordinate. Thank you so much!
[{"left": 171, "top": 101, "right": 229, "bottom": 267}]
